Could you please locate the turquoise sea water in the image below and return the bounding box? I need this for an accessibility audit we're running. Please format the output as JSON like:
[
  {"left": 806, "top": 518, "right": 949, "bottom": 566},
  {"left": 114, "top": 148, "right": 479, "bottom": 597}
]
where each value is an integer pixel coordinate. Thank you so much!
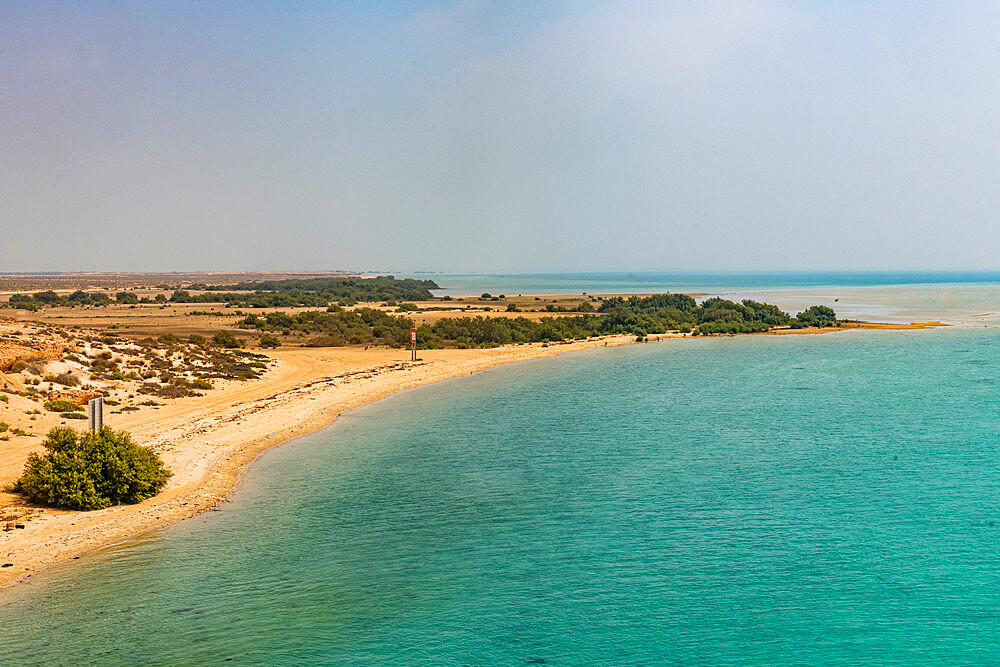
[
  {"left": 4, "top": 327, "right": 1000, "bottom": 664},
  {"left": 426, "top": 270, "right": 1000, "bottom": 296},
  {"left": 425, "top": 270, "right": 1000, "bottom": 325}
]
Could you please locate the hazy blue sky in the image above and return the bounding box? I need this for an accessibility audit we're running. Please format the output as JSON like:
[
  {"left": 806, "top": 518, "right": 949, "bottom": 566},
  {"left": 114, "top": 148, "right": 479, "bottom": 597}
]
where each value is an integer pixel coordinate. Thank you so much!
[{"left": 3, "top": 1, "right": 1000, "bottom": 273}]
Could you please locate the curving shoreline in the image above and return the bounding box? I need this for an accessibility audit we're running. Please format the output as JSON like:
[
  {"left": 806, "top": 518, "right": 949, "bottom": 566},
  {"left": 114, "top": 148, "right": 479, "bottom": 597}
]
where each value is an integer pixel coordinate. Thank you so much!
[
  {"left": 0, "top": 321, "right": 948, "bottom": 596},
  {"left": 0, "top": 335, "right": 644, "bottom": 594}
]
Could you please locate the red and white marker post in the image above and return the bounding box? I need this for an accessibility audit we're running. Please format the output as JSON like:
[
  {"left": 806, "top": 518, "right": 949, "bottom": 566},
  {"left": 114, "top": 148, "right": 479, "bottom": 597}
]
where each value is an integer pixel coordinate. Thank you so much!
[{"left": 410, "top": 328, "right": 417, "bottom": 361}]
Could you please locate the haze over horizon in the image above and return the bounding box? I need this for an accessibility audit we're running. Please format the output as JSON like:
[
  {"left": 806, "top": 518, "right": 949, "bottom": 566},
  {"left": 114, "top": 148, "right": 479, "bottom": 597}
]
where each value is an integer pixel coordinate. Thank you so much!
[{"left": 4, "top": 2, "right": 1000, "bottom": 274}]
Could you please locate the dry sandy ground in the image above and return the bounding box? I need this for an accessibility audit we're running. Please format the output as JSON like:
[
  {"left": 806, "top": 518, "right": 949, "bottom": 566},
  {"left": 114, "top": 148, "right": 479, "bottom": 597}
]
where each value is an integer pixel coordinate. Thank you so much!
[{"left": 0, "top": 335, "right": 642, "bottom": 591}]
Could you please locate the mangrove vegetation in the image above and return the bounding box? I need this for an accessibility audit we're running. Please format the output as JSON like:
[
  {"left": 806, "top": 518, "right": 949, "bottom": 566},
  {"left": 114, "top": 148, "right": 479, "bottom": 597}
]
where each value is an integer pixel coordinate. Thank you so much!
[{"left": 237, "top": 294, "right": 838, "bottom": 348}]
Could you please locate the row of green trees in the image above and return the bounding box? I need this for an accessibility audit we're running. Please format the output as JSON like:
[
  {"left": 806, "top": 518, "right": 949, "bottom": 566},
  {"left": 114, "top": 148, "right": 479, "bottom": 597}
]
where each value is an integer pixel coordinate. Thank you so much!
[
  {"left": 4, "top": 290, "right": 178, "bottom": 310},
  {"left": 3, "top": 277, "right": 439, "bottom": 310},
  {"left": 596, "top": 294, "right": 813, "bottom": 335},
  {"left": 240, "top": 308, "right": 417, "bottom": 347},
  {"left": 169, "top": 276, "right": 438, "bottom": 307},
  {"left": 238, "top": 294, "right": 838, "bottom": 347},
  {"left": 201, "top": 275, "right": 438, "bottom": 295},
  {"left": 6, "top": 290, "right": 115, "bottom": 310}
]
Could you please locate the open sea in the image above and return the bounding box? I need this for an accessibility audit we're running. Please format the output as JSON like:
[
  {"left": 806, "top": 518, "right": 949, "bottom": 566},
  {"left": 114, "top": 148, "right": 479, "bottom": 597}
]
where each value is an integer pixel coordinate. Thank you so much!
[
  {"left": 424, "top": 270, "right": 1000, "bottom": 297},
  {"left": 427, "top": 271, "right": 1000, "bottom": 325},
  {"left": 3, "top": 274, "right": 1000, "bottom": 664}
]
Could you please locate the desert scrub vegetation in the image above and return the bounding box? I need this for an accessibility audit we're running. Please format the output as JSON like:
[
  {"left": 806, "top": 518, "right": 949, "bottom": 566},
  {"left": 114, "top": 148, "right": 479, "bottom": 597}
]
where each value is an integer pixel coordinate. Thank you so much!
[
  {"left": 88, "top": 335, "right": 268, "bottom": 388},
  {"left": 12, "top": 427, "right": 171, "bottom": 510},
  {"left": 53, "top": 371, "right": 79, "bottom": 386},
  {"left": 44, "top": 400, "right": 81, "bottom": 413}
]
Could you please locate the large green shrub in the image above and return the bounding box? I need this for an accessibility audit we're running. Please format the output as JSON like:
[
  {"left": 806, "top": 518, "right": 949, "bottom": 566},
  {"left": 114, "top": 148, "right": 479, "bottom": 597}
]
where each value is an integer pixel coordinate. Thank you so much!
[
  {"left": 794, "top": 305, "right": 838, "bottom": 328},
  {"left": 14, "top": 427, "right": 172, "bottom": 510},
  {"left": 212, "top": 331, "right": 243, "bottom": 348}
]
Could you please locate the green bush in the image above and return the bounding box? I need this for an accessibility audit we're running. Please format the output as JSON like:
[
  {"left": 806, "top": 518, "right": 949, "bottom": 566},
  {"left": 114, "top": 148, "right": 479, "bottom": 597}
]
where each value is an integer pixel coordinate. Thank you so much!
[
  {"left": 0, "top": 422, "right": 8, "bottom": 432},
  {"left": 306, "top": 334, "right": 347, "bottom": 347},
  {"left": 14, "top": 427, "right": 172, "bottom": 510},
  {"left": 795, "top": 305, "right": 838, "bottom": 327},
  {"left": 191, "top": 378, "right": 212, "bottom": 390},
  {"left": 259, "top": 334, "right": 280, "bottom": 348},
  {"left": 44, "top": 400, "right": 80, "bottom": 413},
  {"left": 60, "top": 412, "right": 87, "bottom": 420},
  {"left": 212, "top": 331, "right": 243, "bottom": 348}
]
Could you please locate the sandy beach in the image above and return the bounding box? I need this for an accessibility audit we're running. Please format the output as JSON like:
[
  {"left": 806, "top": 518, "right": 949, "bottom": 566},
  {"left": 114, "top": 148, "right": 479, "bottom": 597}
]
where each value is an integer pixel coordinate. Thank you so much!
[{"left": 0, "top": 334, "right": 643, "bottom": 591}]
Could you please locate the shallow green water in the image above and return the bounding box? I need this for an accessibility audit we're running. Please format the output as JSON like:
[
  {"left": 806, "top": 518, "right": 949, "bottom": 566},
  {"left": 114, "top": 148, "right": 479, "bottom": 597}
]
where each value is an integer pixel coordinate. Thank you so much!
[{"left": 4, "top": 329, "right": 1000, "bottom": 664}]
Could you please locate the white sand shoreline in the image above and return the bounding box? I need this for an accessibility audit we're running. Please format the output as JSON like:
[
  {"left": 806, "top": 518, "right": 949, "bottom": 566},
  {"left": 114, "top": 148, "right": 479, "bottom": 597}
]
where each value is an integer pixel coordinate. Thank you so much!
[{"left": 0, "top": 335, "right": 642, "bottom": 595}]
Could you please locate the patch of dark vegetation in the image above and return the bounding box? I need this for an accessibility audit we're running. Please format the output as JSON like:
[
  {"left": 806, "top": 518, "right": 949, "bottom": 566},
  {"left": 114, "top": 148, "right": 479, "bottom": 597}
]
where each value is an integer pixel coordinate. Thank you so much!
[
  {"left": 44, "top": 400, "right": 81, "bottom": 413},
  {"left": 194, "top": 350, "right": 268, "bottom": 381},
  {"left": 3, "top": 276, "right": 438, "bottom": 310},
  {"left": 4, "top": 290, "right": 113, "bottom": 311},
  {"left": 238, "top": 294, "right": 838, "bottom": 347},
  {"left": 139, "top": 383, "right": 201, "bottom": 399},
  {"left": 789, "top": 305, "right": 838, "bottom": 328},
  {"left": 160, "top": 276, "right": 439, "bottom": 308},
  {"left": 211, "top": 331, "right": 243, "bottom": 348}
]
